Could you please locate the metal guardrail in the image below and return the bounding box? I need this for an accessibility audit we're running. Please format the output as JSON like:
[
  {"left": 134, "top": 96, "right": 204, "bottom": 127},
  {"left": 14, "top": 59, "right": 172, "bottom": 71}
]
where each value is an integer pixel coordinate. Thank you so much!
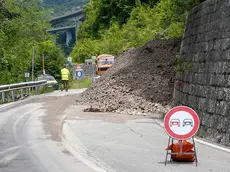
[{"left": 0, "top": 80, "right": 47, "bottom": 104}]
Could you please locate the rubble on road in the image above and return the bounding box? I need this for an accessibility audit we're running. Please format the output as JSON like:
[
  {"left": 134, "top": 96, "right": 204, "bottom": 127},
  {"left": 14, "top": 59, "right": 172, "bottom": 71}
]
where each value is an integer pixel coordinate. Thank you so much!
[{"left": 78, "top": 39, "right": 180, "bottom": 117}]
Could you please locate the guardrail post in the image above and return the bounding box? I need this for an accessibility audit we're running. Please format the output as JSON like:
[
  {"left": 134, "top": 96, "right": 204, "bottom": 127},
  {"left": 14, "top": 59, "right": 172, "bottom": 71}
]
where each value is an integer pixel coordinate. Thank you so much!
[
  {"left": 26, "top": 88, "right": 29, "bottom": 96},
  {"left": 1, "top": 92, "right": 5, "bottom": 103},
  {"left": 21, "top": 88, "right": 24, "bottom": 98},
  {"left": 35, "top": 86, "right": 38, "bottom": 95},
  {"left": 39, "top": 86, "right": 42, "bottom": 94},
  {"left": 11, "top": 90, "right": 15, "bottom": 102},
  {"left": 28, "top": 87, "right": 31, "bottom": 95}
]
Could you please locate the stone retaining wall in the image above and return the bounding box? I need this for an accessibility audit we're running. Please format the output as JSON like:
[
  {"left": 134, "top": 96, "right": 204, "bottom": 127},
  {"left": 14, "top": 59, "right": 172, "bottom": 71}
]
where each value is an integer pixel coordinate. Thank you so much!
[
  {"left": 174, "top": 0, "right": 230, "bottom": 146},
  {"left": 82, "top": 64, "right": 97, "bottom": 77},
  {"left": 72, "top": 64, "right": 96, "bottom": 78}
]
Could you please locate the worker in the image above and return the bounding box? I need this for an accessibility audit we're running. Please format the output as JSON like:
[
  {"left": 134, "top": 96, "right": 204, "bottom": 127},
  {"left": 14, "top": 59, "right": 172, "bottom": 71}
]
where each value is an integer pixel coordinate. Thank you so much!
[
  {"left": 105, "top": 59, "right": 109, "bottom": 64},
  {"left": 61, "top": 64, "right": 70, "bottom": 92}
]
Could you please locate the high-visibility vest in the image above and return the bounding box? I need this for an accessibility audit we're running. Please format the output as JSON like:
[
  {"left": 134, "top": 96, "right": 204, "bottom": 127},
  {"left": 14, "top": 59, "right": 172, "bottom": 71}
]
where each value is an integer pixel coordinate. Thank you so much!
[{"left": 61, "top": 68, "right": 70, "bottom": 80}]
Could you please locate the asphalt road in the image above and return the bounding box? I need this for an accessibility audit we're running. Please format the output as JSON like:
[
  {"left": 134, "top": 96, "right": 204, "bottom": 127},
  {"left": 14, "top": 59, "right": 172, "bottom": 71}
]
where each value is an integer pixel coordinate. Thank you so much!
[
  {"left": 0, "top": 90, "right": 230, "bottom": 172},
  {"left": 63, "top": 106, "right": 230, "bottom": 172},
  {"left": 0, "top": 90, "right": 94, "bottom": 172}
]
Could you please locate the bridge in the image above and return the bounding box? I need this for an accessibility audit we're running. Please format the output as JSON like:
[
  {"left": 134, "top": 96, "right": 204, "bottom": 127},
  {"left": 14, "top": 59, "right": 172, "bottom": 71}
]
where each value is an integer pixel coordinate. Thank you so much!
[
  {"left": 47, "top": 26, "right": 76, "bottom": 34},
  {"left": 49, "top": 9, "right": 84, "bottom": 26},
  {"left": 47, "top": 9, "right": 85, "bottom": 55}
]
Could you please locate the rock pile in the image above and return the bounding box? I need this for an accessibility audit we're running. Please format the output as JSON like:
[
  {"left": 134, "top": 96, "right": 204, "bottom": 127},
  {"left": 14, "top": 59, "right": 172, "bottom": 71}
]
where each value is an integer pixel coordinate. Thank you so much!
[{"left": 79, "top": 39, "right": 180, "bottom": 117}]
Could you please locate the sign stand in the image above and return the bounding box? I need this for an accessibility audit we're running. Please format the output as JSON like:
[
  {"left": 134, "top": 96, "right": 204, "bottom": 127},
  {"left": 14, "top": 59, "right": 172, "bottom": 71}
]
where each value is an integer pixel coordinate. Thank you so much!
[
  {"left": 163, "top": 106, "right": 200, "bottom": 167},
  {"left": 165, "top": 136, "right": 198, "bottom": 166}
]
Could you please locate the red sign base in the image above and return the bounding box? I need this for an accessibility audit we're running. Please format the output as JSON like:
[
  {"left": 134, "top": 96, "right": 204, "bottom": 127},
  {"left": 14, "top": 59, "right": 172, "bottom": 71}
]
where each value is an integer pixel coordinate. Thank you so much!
[{"left": 165, "top": 136, "right": 198, "bottom": 167}]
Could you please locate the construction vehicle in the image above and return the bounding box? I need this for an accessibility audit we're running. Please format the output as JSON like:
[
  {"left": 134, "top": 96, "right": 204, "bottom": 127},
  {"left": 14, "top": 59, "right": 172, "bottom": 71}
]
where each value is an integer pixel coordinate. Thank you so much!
[{"left": 95, "top": 54, "right": 114, "bottom": 75}]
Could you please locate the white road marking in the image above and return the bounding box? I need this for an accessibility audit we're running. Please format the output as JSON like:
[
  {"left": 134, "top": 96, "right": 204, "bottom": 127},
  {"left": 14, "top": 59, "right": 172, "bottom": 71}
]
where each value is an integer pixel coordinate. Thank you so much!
[
  {"left": 62, "top": 123, "right": 116, "bottom": 172},
  {"left": 194, "top": 138, "right": 230, "bottom": 153},
  {"left": 155, "top": 119, "right": 230, "bottom": 153},
  {"left": 0, "top": 146, "right": 20, "bottom": 156},
  {"left": 60, "top": 115, "right": 67, "bottom": 122},
  {"left": 0, "top": 152, "right": 20, "bottom": 165}
]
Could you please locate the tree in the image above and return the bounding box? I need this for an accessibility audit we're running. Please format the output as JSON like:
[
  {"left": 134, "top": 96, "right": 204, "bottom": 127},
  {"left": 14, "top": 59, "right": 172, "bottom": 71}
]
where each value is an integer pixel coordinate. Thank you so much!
[
  {"left": 35, "top": 40, "right": 66, "bottom": 80},
  {"left": 71, "top": 0, "right": 202, "bottom": 63},
  {"left": 0, "top": 0, "right": 65, "bottom": 85}
]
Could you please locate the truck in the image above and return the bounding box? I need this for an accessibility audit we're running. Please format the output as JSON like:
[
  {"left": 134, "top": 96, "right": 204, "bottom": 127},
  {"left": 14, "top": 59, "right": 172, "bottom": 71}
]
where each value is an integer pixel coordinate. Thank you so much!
[{"left": 95, "top": 54, "right": 115, "bottom": 75}]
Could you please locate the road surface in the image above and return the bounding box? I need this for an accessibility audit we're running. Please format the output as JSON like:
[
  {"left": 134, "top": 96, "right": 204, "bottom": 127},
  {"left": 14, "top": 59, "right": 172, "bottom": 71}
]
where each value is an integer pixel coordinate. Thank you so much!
[
  {"left": 0, "top": 90, "right": 230, "bottom": 172},
  {"left": 0, "top": 90, "right": 94, "bottom": 172}
]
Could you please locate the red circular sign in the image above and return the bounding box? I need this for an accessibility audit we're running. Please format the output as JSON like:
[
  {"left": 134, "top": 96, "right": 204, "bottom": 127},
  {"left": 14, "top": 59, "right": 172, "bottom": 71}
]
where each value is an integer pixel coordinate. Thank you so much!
[
  {"left": 76, "top": 64, "right": 82, "bottom": 70},
  {"left": 164, "top": 106, "right": 200, "bottom": 140}
]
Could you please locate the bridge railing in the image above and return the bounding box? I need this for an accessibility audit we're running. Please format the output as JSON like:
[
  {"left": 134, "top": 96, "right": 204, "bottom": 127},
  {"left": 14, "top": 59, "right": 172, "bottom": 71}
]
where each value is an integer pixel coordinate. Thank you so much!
[{"left": 0, "top": 80, "right": 47, "bottom": 104}]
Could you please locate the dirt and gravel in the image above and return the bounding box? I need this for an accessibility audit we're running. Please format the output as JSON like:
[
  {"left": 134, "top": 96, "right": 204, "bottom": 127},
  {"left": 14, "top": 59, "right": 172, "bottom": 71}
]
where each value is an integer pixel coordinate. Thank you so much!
[{"left": 79, "top": 39, "right": 181, "bottom": 117}]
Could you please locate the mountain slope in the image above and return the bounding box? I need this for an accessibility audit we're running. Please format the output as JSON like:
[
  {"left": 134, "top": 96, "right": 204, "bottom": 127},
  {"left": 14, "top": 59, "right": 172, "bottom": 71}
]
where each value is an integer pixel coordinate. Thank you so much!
[
  {"left": 71, "top": 0, "right": 201, "bottom": 63},
  {"left": 41, "top": 0, "right": 88, "bottom": 16}
]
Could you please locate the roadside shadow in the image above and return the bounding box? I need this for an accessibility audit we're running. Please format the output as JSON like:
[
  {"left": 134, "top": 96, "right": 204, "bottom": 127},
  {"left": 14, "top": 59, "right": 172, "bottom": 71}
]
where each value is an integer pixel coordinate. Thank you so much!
[
  {"left": 158, "top": 161, "right": 196, "bottom": 165},
  {"left": 135, "top": 121, "right": 157, "bottom": 124}
]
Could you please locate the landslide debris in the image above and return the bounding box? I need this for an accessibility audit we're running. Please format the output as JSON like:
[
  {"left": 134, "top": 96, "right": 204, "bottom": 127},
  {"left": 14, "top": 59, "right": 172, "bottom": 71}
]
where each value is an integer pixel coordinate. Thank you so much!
[{"left": 79, "top": 39, "right": 180, "bottom": 117}]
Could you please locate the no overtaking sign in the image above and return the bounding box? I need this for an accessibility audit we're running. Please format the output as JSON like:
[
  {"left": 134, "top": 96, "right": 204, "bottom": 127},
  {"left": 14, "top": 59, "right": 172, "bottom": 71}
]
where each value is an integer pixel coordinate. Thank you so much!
[{"left": 164, "top": 106, "right": 200, "bottom": 140}]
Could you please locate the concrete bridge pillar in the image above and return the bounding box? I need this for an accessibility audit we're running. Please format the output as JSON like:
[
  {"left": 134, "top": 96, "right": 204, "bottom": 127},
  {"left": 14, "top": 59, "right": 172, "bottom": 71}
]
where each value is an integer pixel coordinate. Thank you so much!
[
  {"left": 66, "top": 30, "right": 72, "bottom": 46},
  {"left": 75, "top": 20, "right": 80, "bottom": 45}
]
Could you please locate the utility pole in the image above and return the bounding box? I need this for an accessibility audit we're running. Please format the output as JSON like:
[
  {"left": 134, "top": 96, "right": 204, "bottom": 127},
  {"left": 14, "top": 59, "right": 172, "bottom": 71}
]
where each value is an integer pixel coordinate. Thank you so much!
[
  {"left": 32, "top": 46, "right": 34, "bottom": 81},
  {"left": 92, "top": 60, "right": 94, "bottom": 84},
  {"left": 75, "top": 17, "right": 77, "bottom": 42},
  {"left": 75, "top": 17, "right": 80, "bottom": 45},
  {"left": 42, "top": 53, "right": 45, "bottom": 76},
  {"left": 92, "top": 56, "right": 96, "bottom": 84}
]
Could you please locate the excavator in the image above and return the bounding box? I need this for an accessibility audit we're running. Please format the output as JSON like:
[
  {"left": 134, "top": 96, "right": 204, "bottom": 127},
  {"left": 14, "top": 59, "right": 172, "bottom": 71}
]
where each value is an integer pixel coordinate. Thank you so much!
[{"left": 95, "top": 54, "right": 115, "bottom": 75}]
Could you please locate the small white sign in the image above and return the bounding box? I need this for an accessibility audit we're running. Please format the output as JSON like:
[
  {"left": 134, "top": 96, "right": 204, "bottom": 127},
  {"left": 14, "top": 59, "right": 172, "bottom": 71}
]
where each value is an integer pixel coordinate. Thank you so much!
[
  {"left": 25, "top": 72, "right": 30, "bottom": 78},
  {"left": 76, "top": 71, "right": 83, "bottom": 78},
  {"left": 77, "top": 71, "right": 82, "bottom": 77},
  {"left": 68, "top": 57, "right": 72, "bottom": 62},
  {"left": 169, "top": 111, "right": 194, "bottom": 135}
]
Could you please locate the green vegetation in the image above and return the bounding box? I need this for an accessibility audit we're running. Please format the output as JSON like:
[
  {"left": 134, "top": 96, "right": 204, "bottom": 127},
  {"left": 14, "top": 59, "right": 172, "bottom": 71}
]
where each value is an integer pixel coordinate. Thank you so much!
[
  {"left": 0, "top": 0, "right": 203, "bottom": 85},
  {"left": 174, "top": 55, "right": 193, "bottom": 73},
  {"left": 70, "top": 77, "right": 92, "bottom": 89},
  {"left": 41, "top": 87, "right": 54, "bottom": 94},
  {"left": 71, "top": 0, "right": 201, "bottom": 63},
  {"left": 34, "top": 40, "right": 66, "bottom": 80},
  {"left": 30, "top": 87, "right": 54, "bottom": 95},
  {"left": 0, "top": 0, "right": 66, "bottom": 85}
]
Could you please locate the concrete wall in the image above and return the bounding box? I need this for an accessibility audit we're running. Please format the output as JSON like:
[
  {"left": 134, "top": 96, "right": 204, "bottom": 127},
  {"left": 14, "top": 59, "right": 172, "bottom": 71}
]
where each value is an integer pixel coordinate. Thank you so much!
[
  {"left": 174, "top": 0, "right": 230, "bottom": 146},
  {"left": 72, "top": 64, "right": 96, "bottom": 78},
  {"left": 82, "top": 64, "right": 97, "bottom": 77}
]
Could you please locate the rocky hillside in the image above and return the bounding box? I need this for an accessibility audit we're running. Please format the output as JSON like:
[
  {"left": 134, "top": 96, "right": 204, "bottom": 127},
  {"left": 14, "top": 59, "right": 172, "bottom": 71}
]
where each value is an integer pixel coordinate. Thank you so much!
[{"left": 79, "top": 39, "right": 180, "bottom": 117}]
